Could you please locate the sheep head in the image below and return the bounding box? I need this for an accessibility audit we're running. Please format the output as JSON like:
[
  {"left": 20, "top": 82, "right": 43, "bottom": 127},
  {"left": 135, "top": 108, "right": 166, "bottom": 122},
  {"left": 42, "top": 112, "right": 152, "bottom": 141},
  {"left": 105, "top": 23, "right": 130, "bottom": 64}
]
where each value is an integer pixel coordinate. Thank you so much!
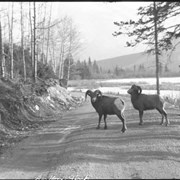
[
  {"left": 127, "top": 84, "right": 142, "bottom": 95},
  {"left": 85, "top": 89, "right": 102, "bottom": 102},
  {"left": 93, "top": 90, "right": 102, "bottom": 102}
]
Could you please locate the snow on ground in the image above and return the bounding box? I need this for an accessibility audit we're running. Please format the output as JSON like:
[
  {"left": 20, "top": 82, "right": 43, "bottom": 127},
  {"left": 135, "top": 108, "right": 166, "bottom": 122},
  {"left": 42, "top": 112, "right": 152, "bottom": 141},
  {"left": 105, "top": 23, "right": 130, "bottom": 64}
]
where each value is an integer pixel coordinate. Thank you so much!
[{"left": 68, "top": 77, "right": 180, "bottom": 99}]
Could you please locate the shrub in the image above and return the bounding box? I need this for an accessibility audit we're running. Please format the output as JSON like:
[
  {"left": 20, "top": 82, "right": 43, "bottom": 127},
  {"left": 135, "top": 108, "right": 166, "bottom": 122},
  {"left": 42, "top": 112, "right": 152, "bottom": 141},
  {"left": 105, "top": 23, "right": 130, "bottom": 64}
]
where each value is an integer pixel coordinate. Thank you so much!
[{"left": 37, "top": 61, "right": 58, "bottom": 80}]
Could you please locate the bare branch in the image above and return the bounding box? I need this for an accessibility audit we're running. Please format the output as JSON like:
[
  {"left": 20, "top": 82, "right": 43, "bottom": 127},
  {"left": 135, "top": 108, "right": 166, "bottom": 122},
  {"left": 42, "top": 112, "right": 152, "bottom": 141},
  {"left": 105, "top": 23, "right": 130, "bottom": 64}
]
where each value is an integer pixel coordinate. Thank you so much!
[{"left": 36, "top": 20, "right": 62, "bottom": 29}]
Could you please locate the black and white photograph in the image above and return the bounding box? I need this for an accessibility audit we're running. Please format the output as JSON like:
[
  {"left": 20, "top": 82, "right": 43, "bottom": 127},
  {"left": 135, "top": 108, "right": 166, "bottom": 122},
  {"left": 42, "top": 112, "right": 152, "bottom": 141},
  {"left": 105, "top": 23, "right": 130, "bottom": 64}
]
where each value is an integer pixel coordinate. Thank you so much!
[{"left": 0, "top": 1, "right": 180, "bottom": 179}]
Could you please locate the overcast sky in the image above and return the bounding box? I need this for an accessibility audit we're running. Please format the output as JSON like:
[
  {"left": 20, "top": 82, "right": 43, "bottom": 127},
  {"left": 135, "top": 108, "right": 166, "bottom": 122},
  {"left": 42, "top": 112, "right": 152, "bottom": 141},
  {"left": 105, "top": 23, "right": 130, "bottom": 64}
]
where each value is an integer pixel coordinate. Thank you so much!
[
  {"left": 53, "top": 1, "right": 151, "bottom": 61},
  {"left": 0, "top": 1, "right": 151, "bottom": 61}
]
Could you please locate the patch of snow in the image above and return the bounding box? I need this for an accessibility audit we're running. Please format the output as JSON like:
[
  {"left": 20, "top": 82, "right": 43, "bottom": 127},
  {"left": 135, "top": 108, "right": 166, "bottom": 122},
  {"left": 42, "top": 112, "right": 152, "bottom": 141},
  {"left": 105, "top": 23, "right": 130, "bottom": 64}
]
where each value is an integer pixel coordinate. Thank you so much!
[
  {"left": 97, "top": 77, "right": 180, "bottom": 85},
  {"left": 35, "top": 105, "right": 39, "bottom": 111}
]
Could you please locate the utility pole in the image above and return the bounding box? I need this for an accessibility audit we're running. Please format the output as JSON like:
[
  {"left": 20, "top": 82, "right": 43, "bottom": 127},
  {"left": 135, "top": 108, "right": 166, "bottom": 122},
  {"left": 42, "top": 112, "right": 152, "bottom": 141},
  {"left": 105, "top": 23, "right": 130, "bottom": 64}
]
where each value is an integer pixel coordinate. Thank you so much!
[
  {"left": 153, "top": 1, "right": 160, "bottom": 95},
  {"left": 33, "top": 1, "right": 37, "bottom": 83}
]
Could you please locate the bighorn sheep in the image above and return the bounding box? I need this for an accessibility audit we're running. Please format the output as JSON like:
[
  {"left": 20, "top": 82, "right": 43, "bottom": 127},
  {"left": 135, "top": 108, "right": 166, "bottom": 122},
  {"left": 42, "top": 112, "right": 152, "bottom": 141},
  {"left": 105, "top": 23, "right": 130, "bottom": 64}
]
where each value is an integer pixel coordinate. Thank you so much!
[
  {"left": 85, "top": 89, "right": 127, "bottom": 133},
  {"left": 127, "top": 84, "right": 170, "bottom": 126}
]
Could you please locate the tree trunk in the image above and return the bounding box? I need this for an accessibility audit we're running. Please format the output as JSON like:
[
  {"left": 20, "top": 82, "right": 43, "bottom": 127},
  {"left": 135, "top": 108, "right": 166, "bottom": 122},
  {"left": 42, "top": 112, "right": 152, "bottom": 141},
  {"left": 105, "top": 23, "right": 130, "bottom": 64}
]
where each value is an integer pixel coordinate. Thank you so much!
[
  {"left": 2, "top": 44, "right": 5, "bottom": 78},
  {"left": 67, "top": 23, "right": 72, "bottom": 82},
  {"left": 21, "top": 2, "right": 26, "bottom": 81},
  {"left": 51, "top": 39, "right": 56, "bottom": 72},
  {"left": 67, "top": 54, "right": 71, "bottom": 82},
  {"left": 0, "top": 20, "right": 5, "bottom": 78},
  {"left": 10, "top": 2, "right": 14, "bottom": 79},
  {"left": 59, "top": 43, "right": 65, "bottom": 79},
  {"left": 33, "top": 2, "right": 37, "bottom": 83},
  {"left": 153, "top": 1, "right": 160, "bottom": 95},
  {"left": 41, "top": 3, "right": 46, "bottom": 64},
  {"left": 29, "top": 2, "right": 34, "bottom": 70},
  {"left": 0, "top": 20, "right": 3, "bottom": 77},
  {"left": 46, "top": 3, "right": 52, "bottom": 64},
  {"left": 0, "top": 19, "right": 5, "bottom": 78}
]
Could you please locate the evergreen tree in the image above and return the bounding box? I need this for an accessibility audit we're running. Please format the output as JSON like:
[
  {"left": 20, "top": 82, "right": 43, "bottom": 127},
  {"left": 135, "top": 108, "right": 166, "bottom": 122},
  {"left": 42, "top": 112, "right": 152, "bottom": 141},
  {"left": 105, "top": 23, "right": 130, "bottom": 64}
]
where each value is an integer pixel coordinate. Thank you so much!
[
  {"left": 114, "top": 66, "right": 119, "bottom": 76},
  {"left": 113, "top": 2, "right": 180, "bottom": 54},
  {"left": 159, "top": 62, "right": 163, "bottom": 74},
  {"left": 164, "top": 64, "right": 169, "bottom": 72},
  {"left": 92, "top": 60, "right": 99, "bottom": 73},
  {"left": 74, "top": 60, "right": 84, "bottom": 79},
  {"left": 88, "top": 57, "right": 93, "bottom": 77},
  {"left": 83, "top": 60, "right": 91, "bottom": 79},
  {"left": 88, "top": 57, "right": 92, "bottom": 67},
  {"left": 113, "top": 2, "right": 180, "bottom": 94}
]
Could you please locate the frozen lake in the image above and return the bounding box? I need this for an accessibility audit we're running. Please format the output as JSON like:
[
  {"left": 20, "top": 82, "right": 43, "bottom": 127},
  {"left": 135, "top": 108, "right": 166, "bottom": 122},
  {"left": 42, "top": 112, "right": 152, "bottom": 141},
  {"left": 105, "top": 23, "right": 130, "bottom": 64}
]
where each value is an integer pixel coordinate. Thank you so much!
[{"left": 68, "top": 77, "right": 180, "bottom": 99}]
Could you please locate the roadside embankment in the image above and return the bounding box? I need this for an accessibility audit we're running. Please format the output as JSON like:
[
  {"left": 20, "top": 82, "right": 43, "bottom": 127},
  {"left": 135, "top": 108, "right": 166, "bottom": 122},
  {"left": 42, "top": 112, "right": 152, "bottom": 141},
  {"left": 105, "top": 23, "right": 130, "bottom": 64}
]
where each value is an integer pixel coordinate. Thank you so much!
[{"left": 0, "top": 78, "right": 84, "bottom": 155}]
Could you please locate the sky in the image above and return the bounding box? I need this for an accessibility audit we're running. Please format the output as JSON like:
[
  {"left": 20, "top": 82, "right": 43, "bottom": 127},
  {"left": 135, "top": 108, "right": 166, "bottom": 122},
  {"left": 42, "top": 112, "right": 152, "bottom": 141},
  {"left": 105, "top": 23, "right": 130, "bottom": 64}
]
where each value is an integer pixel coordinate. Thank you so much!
[
  {"left": 53, "top": 1, "right": 151, "bottom": 61},
  {"left": 0, "top": 1, "right": 151, "bottom": 61}
]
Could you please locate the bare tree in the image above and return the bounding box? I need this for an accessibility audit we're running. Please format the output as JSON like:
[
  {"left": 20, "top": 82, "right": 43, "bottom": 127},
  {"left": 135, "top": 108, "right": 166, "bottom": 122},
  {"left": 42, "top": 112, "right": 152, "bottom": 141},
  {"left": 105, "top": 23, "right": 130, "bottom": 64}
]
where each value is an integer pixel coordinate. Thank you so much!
[
  {"left": 41, "top": 2, "right": 47, "bottom": 64},
  {"left": 0, "top": 9, "right": 8, "bottom": 78},
  {"left": 49, "top": 16, "right": 83, "bottom": 79},
  {"left": 46, "top": 2, "right": 52, "bottom": 64},
  {"left": 21, "top": 2, "right": 26, "bottom": 81},
  {"left": 57, "top": 16, "right": 73, "bottom": 79},
  {"left": 57, "top": 17, "right": 68, "bottom": 79},
  {"left": 29, "top": 2, "right": 34, "bottom": 69},
  {"left": 0, "top": 3, "right": 83, "bottom": 81},
  {"left": 50, "top": 33, "right": 56, "bottom": 72},
  {"left": 66, "top": 21, "right": 75, "bottom": 81},
  {"left": 33, "top": 1, "right": 37, "bottom": 83},
  {"left": 0, "top": 19, "right": 3, "bottom": 77},
  {"left": 153, "top": 2, "right": 160, "bottom": 94},
  {"left": 10, "top": 2, "right": 14, "bottom": 79},
  {"left": 66, "top": 19, "right": 82, "bottom": 81}
]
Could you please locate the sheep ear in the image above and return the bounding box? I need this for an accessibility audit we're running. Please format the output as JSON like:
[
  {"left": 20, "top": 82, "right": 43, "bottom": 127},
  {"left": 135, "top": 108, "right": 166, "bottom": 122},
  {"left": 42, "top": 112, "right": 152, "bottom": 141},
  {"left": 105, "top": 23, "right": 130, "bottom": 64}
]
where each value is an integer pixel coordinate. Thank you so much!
[{"left": 85, "top": 90, "right": 92, "bottom": 100}]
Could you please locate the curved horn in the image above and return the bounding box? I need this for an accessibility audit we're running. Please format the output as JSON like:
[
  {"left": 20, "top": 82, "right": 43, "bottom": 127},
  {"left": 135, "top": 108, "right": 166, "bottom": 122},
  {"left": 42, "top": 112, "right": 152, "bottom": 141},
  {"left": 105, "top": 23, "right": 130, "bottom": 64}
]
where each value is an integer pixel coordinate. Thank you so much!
[
  {"left": 94, "top": 89, "right": 102, "bottom": 97},
  {"left": 137, "top": 86, "right": 142, "bottom": 94},
  {"left": 85, "top": 90, "right": 93, "bottom": 100}
]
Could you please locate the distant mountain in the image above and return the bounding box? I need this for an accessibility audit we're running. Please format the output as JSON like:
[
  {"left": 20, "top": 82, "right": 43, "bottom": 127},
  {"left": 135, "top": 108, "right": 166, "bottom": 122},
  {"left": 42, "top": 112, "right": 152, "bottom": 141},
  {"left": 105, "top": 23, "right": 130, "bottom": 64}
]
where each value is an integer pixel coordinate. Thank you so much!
[{"left": 96, "top": 47, "right": 180, "bottom": 72}]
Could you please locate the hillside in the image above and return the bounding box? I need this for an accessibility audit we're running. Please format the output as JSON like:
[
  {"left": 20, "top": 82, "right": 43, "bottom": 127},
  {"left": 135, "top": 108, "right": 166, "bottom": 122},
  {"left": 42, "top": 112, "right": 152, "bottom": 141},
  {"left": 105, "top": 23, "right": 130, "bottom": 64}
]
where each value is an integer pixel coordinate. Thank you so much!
[
  {"left": 97, "top": 45, "right": 180, "bottom": 72},
  {"left": 0, "top": 78, "right": 83, "bottom": 154}
]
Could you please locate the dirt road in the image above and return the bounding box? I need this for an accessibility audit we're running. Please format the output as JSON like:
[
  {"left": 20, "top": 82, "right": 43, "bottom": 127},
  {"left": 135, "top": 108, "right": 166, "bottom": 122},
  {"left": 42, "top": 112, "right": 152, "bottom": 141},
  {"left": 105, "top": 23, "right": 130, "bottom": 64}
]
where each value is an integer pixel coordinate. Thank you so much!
[{"left": 0, "top": 94, "right": 180, "bottom": 179}]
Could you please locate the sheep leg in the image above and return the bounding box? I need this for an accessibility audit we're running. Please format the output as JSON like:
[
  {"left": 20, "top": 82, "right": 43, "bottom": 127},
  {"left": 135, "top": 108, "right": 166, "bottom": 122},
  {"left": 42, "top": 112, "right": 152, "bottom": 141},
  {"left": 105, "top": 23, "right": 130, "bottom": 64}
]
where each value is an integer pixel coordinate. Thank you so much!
[
  {"left": 96, "top": 114, "right": 102, "bottom": 129},
  {"left": 162, "top": 107, "right": 170, "bottom": 126},
  {"left": 104, "top": 114, "right": 107, "bottom": 129},
  {"left": 157, "top": 107, "right": 170, "bottom": 126},
  {"left": 165, "top": 116, "right": 170, "bottom": 126},
  {"left": 139, "top": 110, "right": 144, "bottom": 125},
  {"left": 160, "top": 115, "right": 164, "bottom": 125},
  {"left": 163, "top": 110, "right": 170, "bottom": 126},
  {"left": 156, "top": 108, "right": 164, "bottom": 125},
  {"left": 117, "top": 113, "right": 127, "bottom": 133}
]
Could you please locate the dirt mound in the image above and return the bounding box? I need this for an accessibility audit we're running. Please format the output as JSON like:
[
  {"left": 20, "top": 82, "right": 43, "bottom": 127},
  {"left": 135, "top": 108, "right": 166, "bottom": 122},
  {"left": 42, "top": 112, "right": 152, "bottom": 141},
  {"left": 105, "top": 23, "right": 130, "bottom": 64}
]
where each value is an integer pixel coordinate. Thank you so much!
[{"left": 0, "top": 78, "right": 83, "bottom": 154}]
